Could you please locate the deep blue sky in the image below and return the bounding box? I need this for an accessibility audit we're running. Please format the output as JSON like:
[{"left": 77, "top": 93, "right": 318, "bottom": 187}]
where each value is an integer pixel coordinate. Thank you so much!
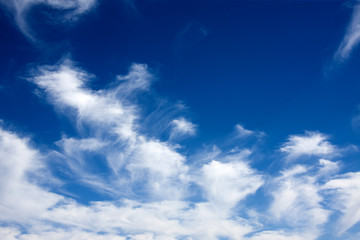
[
  {"left": 2, "top": 1, "right": 360, "bottom": 147},
  {"left": 1, "top": 1, "right": 360, "bottom": 239}
]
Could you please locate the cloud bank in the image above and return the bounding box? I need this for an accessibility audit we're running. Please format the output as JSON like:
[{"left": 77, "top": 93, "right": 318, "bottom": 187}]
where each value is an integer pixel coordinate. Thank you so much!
[{"left": 0, "top": 59, "right": 360, "bottom": 239}]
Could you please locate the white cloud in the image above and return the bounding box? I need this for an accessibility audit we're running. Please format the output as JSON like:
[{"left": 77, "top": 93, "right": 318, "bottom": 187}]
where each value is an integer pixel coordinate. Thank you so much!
[
  {"left": 280, "top": 131, "right": 337, "bottom": 160},
  {"left": 268, "top": 164, "right": 330, "bottom": 238},
  {"left": 169, "top": 117, "right": 196, "bottom": 140},
  {"left": 0, "top": 116, "right": 358, "bottom": 239},
  {"left": 318, "top": 159, "right": 340, "bottom": 178},
  {"left": 0, "top": 199, "right": 253, "bottom": 240},
  {"left": 0, "top": 227, "right": 20, "bottom": 240},
  {"left": 233, "top": 124, "right": 265, "bottom": 142},
  {"left": 126, "top": 139, "right": 189, "bottom": 199},
  {"left": 0, "top": 63, "right": 262, "bottom": 239},
  {"left": 32, "top": 60, "right": 137, "bottom": 138},
  {"left": 235, "top": 124, "right": 255, "bottom": 138},
  {"left": 31, "top": 59, "right": 189, "bottom": 200},
  {"left": 2, "top": 59, "right": 360, "bottom": 240},
  {"left": 180, "top": 202, "right": 254, "bottom": 240},
  {"left": 0, "top": 128, "right": 63, "bottom": 224},
  {"left": 199, "top": 160, "right": 263, "bottom": 207},
  {"left": 248, "top": 230, "right": 317, "bottom": 240},
  {"left": 116, "top": 64, "right": 152, "bottom": 95},
  {"left": 0, "top": 0, "right": 96, "bottom": 42},
  {"left": 32, "top": 61, "right": 153, "bottom": 144},
  {"left": 1, "top": 227, "right": 127, "bottom": 240},
  {"left": 334, "top": 3, "right": 360, "bottom": 62},
  {"left": 55, "top": 137, "right": 108, "bottom": 179},
  {"left": 323, "top": 171, "right": 360, "bottom": 235}
]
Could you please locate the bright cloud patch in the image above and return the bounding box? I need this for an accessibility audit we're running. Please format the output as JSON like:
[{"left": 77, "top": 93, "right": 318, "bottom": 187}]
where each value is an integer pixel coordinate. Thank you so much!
[
  {"left": 200, "top": 160, "right": 263, "bottom": 207},
  {"left": 0, "top": 60, "right": 359, "bottom": 240},
  {"left": 170, "top": 117, "right": 196, "bottom": 140},
  {"left": 269, "top": 165, "right": 329, "bottom": 228},
  {"left": 280, "top": 131, "right": 337, "bottom": 160},
  {"left": 0, "top": 128, "right": 62, "bottom": 224},
  {"left": 323, "top": 172, "right": 360, "bottom": 235}
]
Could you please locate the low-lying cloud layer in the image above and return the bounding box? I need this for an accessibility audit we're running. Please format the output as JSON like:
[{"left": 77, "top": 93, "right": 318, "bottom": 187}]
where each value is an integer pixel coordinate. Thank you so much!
[{"left": 0, "top": 60, "right": 359, "bottom": 239}]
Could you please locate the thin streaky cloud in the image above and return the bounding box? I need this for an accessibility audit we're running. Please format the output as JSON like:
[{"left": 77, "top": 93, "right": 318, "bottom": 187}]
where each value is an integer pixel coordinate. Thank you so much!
[
  {"left": 334, "top": 2, "right": 360, "bottom": 62},
  {"left": 234, "top": 124, "right": 265, "bottom": 140},
  {"left": 323, "top": 172, "right": 360, "bottom": 235},
  {"left": 0, "top": 0, "right": 97, "bottom": 42},
  {"left": 235, "top": 124, "right": 255, "bottom": 138}
]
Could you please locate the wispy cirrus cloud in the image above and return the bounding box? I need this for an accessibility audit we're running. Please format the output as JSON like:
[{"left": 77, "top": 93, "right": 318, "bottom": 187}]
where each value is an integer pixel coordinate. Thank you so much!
[
  {"left": 323, "top": 172, "right": 360, "bottom": 235},
  {"left": 31, "top": 59, "right": 189, "bottom": 200},
  {"left": 234, "top": 124, "right": 265, "bottom": 139},
  {"left": 269, "top": 164, "right": 330, "bottom": 228},
  {"left": 0, "top": 0, "right": 97, "bottom": 42},
  {"left": 334, "top": 2, "right": 360, "bottom": 62}
]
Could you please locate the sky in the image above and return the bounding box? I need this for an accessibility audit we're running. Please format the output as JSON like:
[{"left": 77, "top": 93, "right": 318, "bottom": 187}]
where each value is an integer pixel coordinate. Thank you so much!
[{"left": 1, "top": 0, "right": 360, "bottom": 239}]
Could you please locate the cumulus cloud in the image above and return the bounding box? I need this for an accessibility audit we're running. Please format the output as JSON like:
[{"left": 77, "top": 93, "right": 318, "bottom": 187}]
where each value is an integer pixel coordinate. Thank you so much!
[
  {"left": 334, "top": 3, "right": 360, "bottom": 62},
  {"left": 280, "top": 131, "right": 337, "bottom": 160},
  {"left": 0, "top": 0, "right": 96, "bottom": 42}
]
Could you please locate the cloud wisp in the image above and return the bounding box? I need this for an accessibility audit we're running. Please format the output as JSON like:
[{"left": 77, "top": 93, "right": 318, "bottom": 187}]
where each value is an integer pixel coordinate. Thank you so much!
[
  {"left": 0, "top": 59, "right": 360, "bottom": 239},
  {"left": 323, "top": 172, "right": 360, "bottom": 235},
  {"left": 334, "top": 2, "right": 360, "bottom": 62},
  {"left": 0, "top": 0, "right": 97, "bottom": 42}
]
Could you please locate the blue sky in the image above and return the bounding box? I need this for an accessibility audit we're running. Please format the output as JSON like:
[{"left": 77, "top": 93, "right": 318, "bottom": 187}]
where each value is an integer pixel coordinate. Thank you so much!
[{"left": 1, "top": 0, "right": 360, "bottom": 239}]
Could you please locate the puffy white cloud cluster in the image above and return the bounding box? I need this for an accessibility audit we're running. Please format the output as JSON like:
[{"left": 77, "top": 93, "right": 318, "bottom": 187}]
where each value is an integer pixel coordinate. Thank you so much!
[{"left": 0, "top": 60, "right": 360, "bottom": 240}]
